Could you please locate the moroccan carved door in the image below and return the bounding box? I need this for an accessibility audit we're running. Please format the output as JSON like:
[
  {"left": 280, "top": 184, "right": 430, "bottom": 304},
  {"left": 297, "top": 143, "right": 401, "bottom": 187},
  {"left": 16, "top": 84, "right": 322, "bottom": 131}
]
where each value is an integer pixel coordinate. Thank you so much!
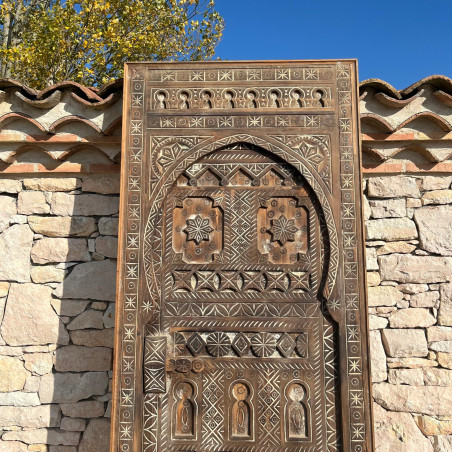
[{"left": 112, "top": 61, "right": 374, "bottom": 452}]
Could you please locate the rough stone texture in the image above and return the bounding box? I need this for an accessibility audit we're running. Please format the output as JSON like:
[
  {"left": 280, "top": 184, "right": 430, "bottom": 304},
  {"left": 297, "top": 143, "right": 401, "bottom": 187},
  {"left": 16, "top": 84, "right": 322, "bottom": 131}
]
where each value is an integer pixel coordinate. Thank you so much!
[
  {"left": 0, "top": 224, "right": 33, "bottom": 282},
  {"left": 437, "top": 352, "right": 452, "bottom": 369},
  {"left": 379, "top": 255, "right": 452, "bottom": 283},
  {"left": 61, "top": 401, "right": 105, "bottom": 418},
  {"left": 28, "top": 215, "right": 96, "bottom": 237},
  {"left": 98, "top": 217, "right": 118, "bottom": 236},
  {"left": 377, "top": 241, "right": 416, "bottom": 255},
  {"left": 427, "top": 326, "right": 452, "bottom": 342},
  {"left": 367, "top": 271, "right": 381, "bottom": 287},
  {"left": 39, "top": 372, "right": 108, "bottom": 403},
  {"left": 23, "top": 353, "right": 53, "bottom": 376},
  {"left": 387, "top": 357, "right": 437, "bottom": 369},
  {"left": 382, "top": 329, "right": 428, "bottom": 357},
  {"left": 366, "top": 218, "right": 417, "bottom": 241},
  {"left": 439, "top": 283, "right": 452, "bottom": 326},
  {"left": 389, "top": 308, "right": 436, "bottom": 328},
  {"left": 0, "top": 179, "right": 22, "bottom": 193},
  {"left": 54, "top": 345, "right": 111, "bottom": 372},
  {"left": 2, "top": 429, "right": 80, "bottom": 446},
  {"left": 368, "top": 176, "right": 420, "bottom": 198},
  {"left": 17, "top": 191, "right": 50, "bottom": 214},
  {"left": 0, "top": 405, "right": 60, "bottom": 428},
  {"left": 373, "top": 403, "right": 433, "bottom": 452},
  {"left": 0, "top": 392, "right": 40, "bottom": 406},
  {"left": 24, "top": 177, "right": 81, "bottom": 192},
  {"left": 415, "top": 415, "right": 452, "bottom": 435},
  {"left": 369, "top": 315, "right": 389, "bottom": 330},
  {"left": 411, "top": 291, "right": 439, "bottom": 308},
  {"left": 81, "top": 175, "right": 120, "bottom": 194},
  {"left": 60, "top": 417, "right": 86, "bottom": 431},
  {"left": 431, "top": 435, "right": 452, "bottom": 452},
  {"left": 370, "top": 330, "right": 387, "bottom": 382},
  {"left": 423, "top": 368, "right": 452, "bottom": 386},
  {"left": 95, "top": 236, "right": 118, "bottom": 258},
  {"left": 366, "top": 246, "right": 379, "bottom": 271},
  {"left": 0, "top": 355, "right": 29, "bottom": 391},
  {"left": 429, "top": 341, "right": 452, "bottom": 352},
  {"left": 31, "top": 265, "right": 65, "bottom": 283},
  {"left": 31, "top": 238, "right": 89, "bottom": 264},
  {"left": 54, "top": 259, "right": 117, "bottom": 301},
  {"left": 103, "top": 303, "right": 115, "bottom": 328},
  {"left": 388, "top": 368, "right": 424, "bottom": 385},
  {"left": 422, "top": 189, "right": 452, "bottom": 205},
  {"left": 369, "top": 198, "right": 406, "bottom": 218},
  {"left": 421, "top": 176, "right": 452, "bottom": 191},
  {"left": 51, "top": 193, "right": 119, "bottom": 216},
  {"left": 50, "top": 298, "right": 89, "bottom": 317},
  {"left": 67, "top": 309, "right": 104, "bottom": 331},
  {"left": 70, "top": 328, "right": 114, "bottom": 348},
  {"left": 78, "top": 418, "right": 110, "bottom": 452},
  {"left": 0, "top": 195, "right": 17, "bottom": 214},
  {"left": 368, "top": 286, "right": 403, "bottom": 307},
  {"left": 373, "top": 383, "right": 452, "bottom": 415},
  {"left": 415, "top": 205, "right": 452, "bottom": 255},
  {"left": 2, "top": 283, "right": 69, "bottom": 346}
]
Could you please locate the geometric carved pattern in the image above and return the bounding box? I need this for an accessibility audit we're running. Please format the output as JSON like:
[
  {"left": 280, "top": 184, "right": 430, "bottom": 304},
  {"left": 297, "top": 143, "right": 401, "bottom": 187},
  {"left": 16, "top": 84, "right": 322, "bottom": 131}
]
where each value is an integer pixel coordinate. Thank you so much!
[
  {"left": 229, "top": 191, "right": 254, "bottom": 265},
  {"left": 258, "top": 370, "right": 280, "bottom": 446},
  {"left": 144, "top": 336, "right": 167, "bottom": 393},
  {"left": 202, "top": 369, "right": 225, "bottom": 447}
]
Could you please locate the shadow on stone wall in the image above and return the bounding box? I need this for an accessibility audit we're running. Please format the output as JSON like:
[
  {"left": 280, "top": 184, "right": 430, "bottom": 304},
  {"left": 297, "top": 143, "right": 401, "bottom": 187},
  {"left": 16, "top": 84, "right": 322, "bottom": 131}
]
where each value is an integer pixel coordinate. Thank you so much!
[{"left": 0, "top": 174, "right": 120, "bottom": 451}]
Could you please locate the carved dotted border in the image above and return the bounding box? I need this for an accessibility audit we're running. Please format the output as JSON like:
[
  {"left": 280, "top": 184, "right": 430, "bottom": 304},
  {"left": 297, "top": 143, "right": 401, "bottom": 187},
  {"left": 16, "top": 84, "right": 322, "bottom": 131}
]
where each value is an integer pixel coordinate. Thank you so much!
[{"left": 337, "top": 62, "right": 366, "bottom": 452}]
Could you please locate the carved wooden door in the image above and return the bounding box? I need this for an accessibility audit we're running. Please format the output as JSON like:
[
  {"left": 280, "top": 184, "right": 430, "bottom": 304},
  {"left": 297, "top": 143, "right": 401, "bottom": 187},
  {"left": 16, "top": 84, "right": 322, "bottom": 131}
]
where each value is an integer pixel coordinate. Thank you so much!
[{"left": 112, "top": 61, "right": 374, "bottom": 452}]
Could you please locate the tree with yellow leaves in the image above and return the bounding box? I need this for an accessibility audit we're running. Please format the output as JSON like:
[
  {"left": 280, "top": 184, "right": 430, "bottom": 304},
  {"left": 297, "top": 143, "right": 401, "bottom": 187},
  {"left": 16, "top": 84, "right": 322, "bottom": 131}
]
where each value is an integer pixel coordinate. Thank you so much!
[{"left": 0, "top": 0, "right": 224, "bottom": 88}]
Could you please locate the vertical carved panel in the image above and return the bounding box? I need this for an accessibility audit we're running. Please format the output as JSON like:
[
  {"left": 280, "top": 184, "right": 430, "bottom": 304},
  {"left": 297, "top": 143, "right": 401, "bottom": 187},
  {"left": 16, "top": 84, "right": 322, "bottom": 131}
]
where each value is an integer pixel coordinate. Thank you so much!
[
  {"left": 144, "top": 336, "right": 167, "bottom": 393},
  {"left": 202, "top": 369, "right": 225, "bottom": 446}
]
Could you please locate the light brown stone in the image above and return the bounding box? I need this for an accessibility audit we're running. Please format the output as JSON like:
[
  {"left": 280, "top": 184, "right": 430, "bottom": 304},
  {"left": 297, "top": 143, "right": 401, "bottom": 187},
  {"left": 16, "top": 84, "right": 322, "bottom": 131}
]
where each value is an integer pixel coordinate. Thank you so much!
[
  {"left": 103, "top": 303, "right": 115, "bottom": 328},
  {"left": 411, "top": 291, "right": 439, "bottom": 308},
  {"left": 2, "top": 283, "right": 69, "bottom": 346},
  {"left": 54, "top": 259, "right": 117, "bottom": 301},
  {"left": 415, "top": 415, "right": 452, "bottom": 436},
  {"left": 95, "top": 236, "right": 118, "bottom": 258},
  {"left": 81, "top": 175, "right": 120, "bottom": 194},
  {"left": 0, "top": 405, "right": 60, "bottom": 428},
  {"left": 439, "top": 283, "right": 452, "bottom": 326},
  {"left": 366, "top": 218, "right": 417, "bottom": 241},
  {"left": 23, "top": 353, "right": 53, "bottom": 376},
  {"left": 369, "top": 315, "right": 389, "bottom": 330},
  {"left": 368, "top": 286, "right": 403, "bottom": 307},
  {"left": 23, "top": 177, "right": 81, "bottom": 192},
  {"left": 373, "top": 383, "right": 452, "bottom": 415},
  {"left": 382, "top": 328, "right": 428, "bottom": 357},
  {"left": 67, "top": 309, "right": 104, "bottom": 330},
  {"left": 91, "top": 301, "right": 107, "bottom": 310},
  {"left": 367, "top": 271, "right": 381, "bottom": 287},
  {"left": 368, "top": 175, "right": 420, "bottom": 198},
  {"left": 60, "top": 401, "right": 105, "bottom": 418},
  {"left": 98, "top": 217, "right": 118, "bottom": 236},
  {"left": 60, "top": 417, "right": 86, "bottom": 431},
  {"left": 366, "top": 246, "right": 379, "bottom": 271},
  {"left": 2, "top": 429, "right": 80, "bottom": 446},
  {"left": 370, "top": 330, "right": 387, "bottom": 382},
  {"left": 423, "top": 368, "right": 452, "bottom": 386},
  {"left": 0, "top": 224, "right": 33, "bottom": 282},
  {"left": 429, "top": 341, "right": 452, "bottom": 353},
  {"left": 78, "top": 418, "right": 110, "bottom": 452},
  {"left": 363, "top": 195, "right": 371, "bottom": 220},
  {"left": 50, "top": 193, "right": 119, "bottom": 216},
  {"left": 54, "top": 345, "right": 111, "bottom": 372},
  {"left": 0, "top": 211, "right": 12, "bottom": 233},
  {"left": 0, "top": 392, "right": 39, "bottom": 406},
  {"left": 49, "top": 447, "right": 77, "bottom": 452},
  {"left": 427, "top": 326, "right": 452, "bottom": 342},
  {"left": 387, "top": 357, "right": 437, "bottom": 368},
  {"left": 421, "top": 176, "right": 452, "bottom": 191},
  {"left": 422, "top": 190, "right": 452, "bottom": 205},
  {"left": 398, "top": 283, "right": 429, "bottom": 294},
  {"left": 50, "top": 299, "right": 89, "bottom": 317},
  {"left": 379, "top": 255, "right": 452, "bottom": 283},
  {"left": 31, "top": 238, "right": 89, "bottom": 264},
  {"left": 431, "top": 435, "right": 452, "bottom": 452},
  {"left": 369, "top": 198, "right": 406, "bottom": 218},
  {"left": 377, "top": 241, "right": 416, "bottom": 256},
  {"left": 70, "top": 328, "right": 114, "bottom": 347},
  {"left": 388, "top": 368, "right": 424, "bottom": 385},
  {"left": 31, "top": 266, "right": 65, "bottom": 283},
  {"left": 28, "top": 216, "right": 97, "bottom": 237},
  {"left": 415, "top": 205, "right": 452, "bottom": 255},
  {"left": 0, "top": 281, "right": 9, "bottom": 297},
  {"left": 39, "top": 372, "right": 108, "bottom": 403},
  {"left": 17, "top": 191, "right": 49, "bottom": 215},
  {"left": 389, "top": 308, "right": 436, "bottom": 328},
  {"left": 0, "top": 441, "right": 27, "bottom": 451},
  {"left": 0, "top": 356, "right": 29, "bottom": 391},
  {"left": 373, "top": 403, "right": 433, "bottom": 452},
  {"left": 0, "top": 195, "right": 17, "bottom": 214},
  {"left": 437, "top": 352, "right": 452, "bottom": 369},
  {"left": 0, "top": 179, "right": 22, "bottom": 193}
]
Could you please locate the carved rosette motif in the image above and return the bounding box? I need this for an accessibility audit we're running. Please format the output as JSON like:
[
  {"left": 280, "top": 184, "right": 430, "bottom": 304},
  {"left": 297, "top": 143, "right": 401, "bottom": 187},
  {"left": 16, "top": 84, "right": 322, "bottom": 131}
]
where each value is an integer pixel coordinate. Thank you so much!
[{"left": 112, "top": 61, "right": 373, "bottom": 452}]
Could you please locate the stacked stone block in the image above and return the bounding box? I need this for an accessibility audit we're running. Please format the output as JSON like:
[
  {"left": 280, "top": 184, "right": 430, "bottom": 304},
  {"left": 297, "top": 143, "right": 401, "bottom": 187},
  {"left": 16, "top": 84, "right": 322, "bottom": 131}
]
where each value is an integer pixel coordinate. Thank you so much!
[
  {"left": 0, "top": 175, "right": 119, "bottom": 451},
  {"left": 364, "top": 175, "right": 452, "bottom": 452}
]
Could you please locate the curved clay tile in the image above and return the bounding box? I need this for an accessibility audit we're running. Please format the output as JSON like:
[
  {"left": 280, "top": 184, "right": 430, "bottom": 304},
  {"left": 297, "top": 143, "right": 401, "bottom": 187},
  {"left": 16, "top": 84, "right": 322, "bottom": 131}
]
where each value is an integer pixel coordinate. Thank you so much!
[
  {"left": 2, "top": 144, "right": 55, "bottom": 163},
  {"left": 361, "top": 146, "right": 386, "bottom": 162},
  {"left": 389, "top": 144, "right": 440, "bottom": 162},
  {"left": 396, "top": 112, "right": 452, "bottom": 133},
  {"left": 49, "top": 115, "right": 103, "bottom": 135},
  {"left": 0, "top": 112, "right": 47, "bottom": 133},
  {"left": 0, "top": 79, "right": 38, "bottom": 97},
  {"left": 37, "top": 81, "right": 103, "bottom": 102},
  {"left": 375, "top": 89, "right": 425, "bottom": 108},
  {"left": 58, "top": 144, "right": 116, "bottom": 162},
  {"left": 360, "top": 79, "right": 401, "bottom": 99},
  {"left": 71, "top": 92, "right": 120, "bottom": 109},
  {"left": 433, "top": 90, "right": 452, "bottom": 107},
  {"left": 104, "top": 116, "right": 123, "bottom": 136},
  {"left": 360, "top": 114, "right": 394, "bottom": 133},
  {"left": 14, "top": 90, "right": 62, "bottom": 109},
  {"left": 400, "top": 75, "right": 452, "bottom": 97}
]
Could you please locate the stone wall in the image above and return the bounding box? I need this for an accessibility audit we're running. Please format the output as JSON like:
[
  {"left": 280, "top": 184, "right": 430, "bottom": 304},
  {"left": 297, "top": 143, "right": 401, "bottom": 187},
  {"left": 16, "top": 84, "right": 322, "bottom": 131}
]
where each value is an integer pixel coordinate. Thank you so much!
[
  {"left": 1, "top": 172, "right": 452, "bottom": 451},
  {"left": 0, "top": 174, "right": 119, "bottom": 452}
]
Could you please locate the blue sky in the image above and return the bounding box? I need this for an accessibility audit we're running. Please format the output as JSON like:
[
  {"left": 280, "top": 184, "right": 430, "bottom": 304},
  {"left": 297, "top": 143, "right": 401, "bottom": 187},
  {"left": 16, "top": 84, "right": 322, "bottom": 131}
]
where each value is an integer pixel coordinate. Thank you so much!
[{"left": 214, "top": 0, "right": 452, "bottom": 89}]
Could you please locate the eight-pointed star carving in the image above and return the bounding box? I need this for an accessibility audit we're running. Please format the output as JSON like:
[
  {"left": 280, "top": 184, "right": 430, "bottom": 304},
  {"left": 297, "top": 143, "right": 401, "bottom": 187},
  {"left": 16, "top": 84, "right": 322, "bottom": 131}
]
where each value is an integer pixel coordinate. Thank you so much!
[
  {"left": 183, "top": 215, "right": 214, "bottom": 245},
  {"left": 268, "top": 215, "right": 299, "bottom": 245}
]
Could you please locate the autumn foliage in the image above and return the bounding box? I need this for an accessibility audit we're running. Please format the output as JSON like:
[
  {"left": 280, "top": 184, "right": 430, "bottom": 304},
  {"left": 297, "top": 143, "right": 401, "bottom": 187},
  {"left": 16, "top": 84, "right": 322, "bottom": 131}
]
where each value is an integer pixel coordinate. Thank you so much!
[{"left": 0, "top": 0, "right": 224, "bottom": 88}]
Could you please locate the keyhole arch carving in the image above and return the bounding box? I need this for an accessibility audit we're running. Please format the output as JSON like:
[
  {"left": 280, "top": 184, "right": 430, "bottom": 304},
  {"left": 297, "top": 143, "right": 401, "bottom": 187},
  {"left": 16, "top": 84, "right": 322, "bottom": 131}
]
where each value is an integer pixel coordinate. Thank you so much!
[
  {"left": 229, "top": 380, "right": 254, "bottom": 440},
  {"left": 284, "top": 381, "right": 311, "bottom": 442},
  {"left": 172, "top": 379, "right": 198, "bottom": 439}
]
